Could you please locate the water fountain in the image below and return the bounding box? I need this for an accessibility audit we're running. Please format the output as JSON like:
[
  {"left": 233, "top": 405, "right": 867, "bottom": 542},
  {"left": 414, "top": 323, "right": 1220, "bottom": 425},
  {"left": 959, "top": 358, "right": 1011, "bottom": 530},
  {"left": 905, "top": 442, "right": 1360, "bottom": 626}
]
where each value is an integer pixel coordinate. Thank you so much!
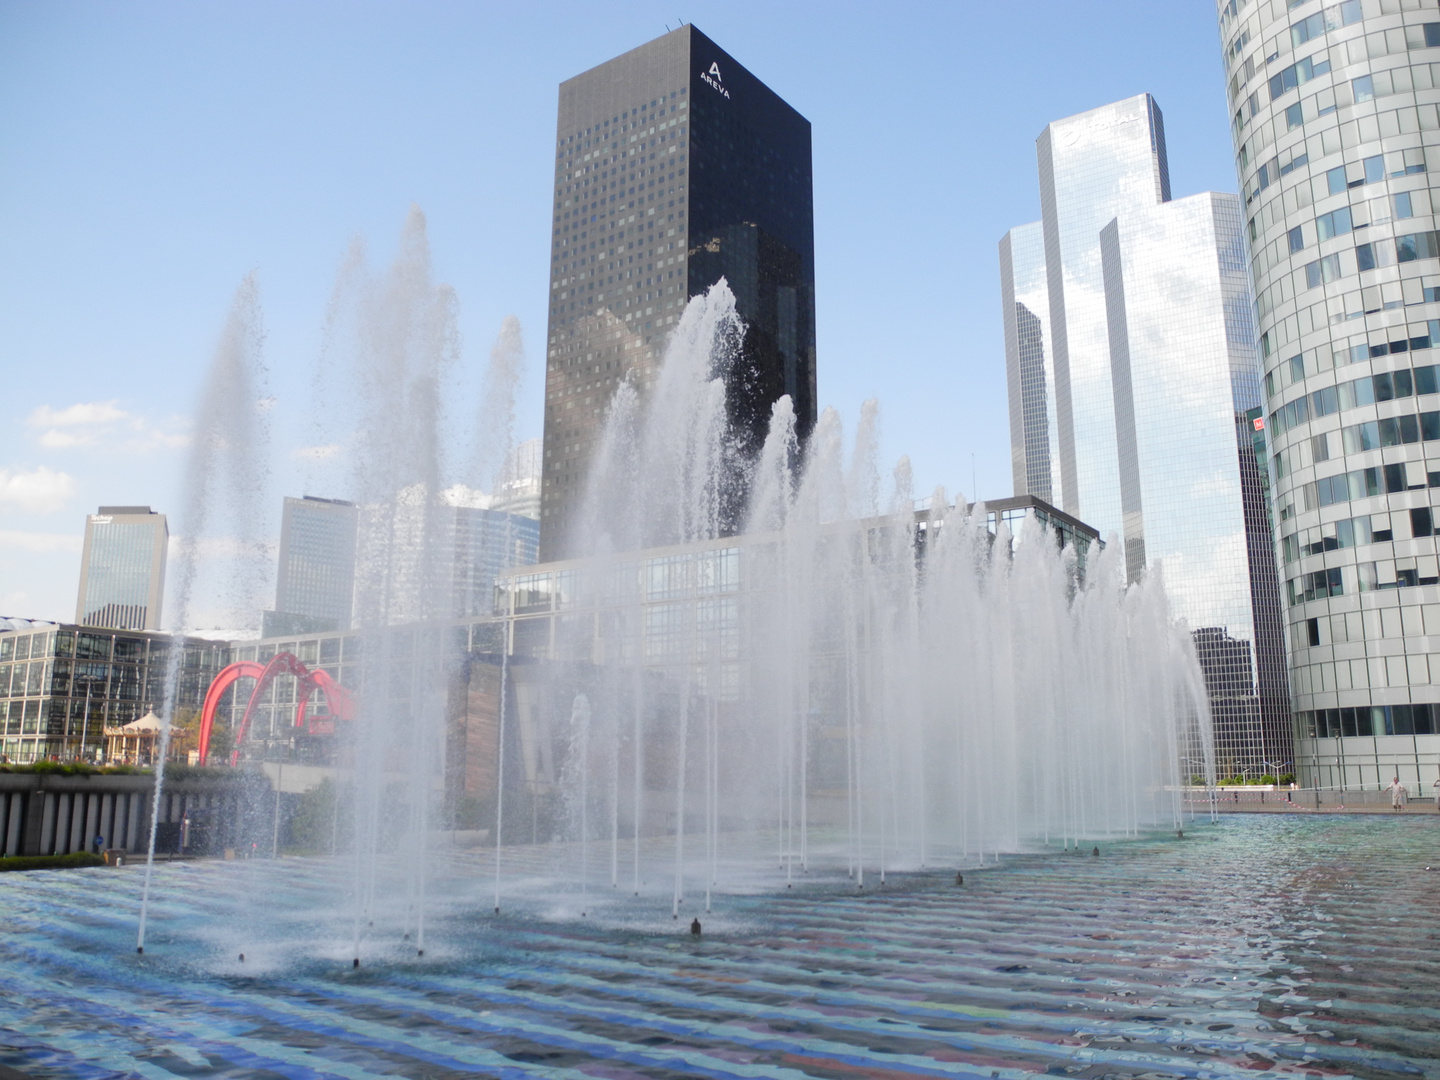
[
  {"left": 25, "top": 214, "right": 1439, "bottom": 1080},
  {"left": 140, "top": 231, "right": 1212, "bottom": 953},
  {"left": 476, "top": 280, "right": 1212, "bottom": 924}
]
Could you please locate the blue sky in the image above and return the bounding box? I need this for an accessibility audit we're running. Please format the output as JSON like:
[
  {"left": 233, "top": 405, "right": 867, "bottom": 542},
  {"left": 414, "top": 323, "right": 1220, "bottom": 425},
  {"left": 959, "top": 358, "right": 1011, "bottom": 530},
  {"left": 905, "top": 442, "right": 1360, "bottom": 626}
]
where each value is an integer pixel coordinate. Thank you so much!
[{"left": 0, "top": 1, "right": 1236, "bottom": 625}]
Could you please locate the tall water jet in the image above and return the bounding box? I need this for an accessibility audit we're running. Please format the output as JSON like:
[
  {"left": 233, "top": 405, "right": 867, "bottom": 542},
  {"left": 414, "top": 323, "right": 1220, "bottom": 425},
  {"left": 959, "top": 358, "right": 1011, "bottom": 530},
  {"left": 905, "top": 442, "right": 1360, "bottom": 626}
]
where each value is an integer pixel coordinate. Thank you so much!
[
  {"left": 138, "top": 275, "right": 269, "bottom": 953},
  {"left": 315, "top": 207, "right": 461, "bottom": 962},
  {"left": 119, "top": 236, "right": 1210, "bottom": 973},
  {"left": 475, "top": 317, "right": 526, "bottom": 917}
]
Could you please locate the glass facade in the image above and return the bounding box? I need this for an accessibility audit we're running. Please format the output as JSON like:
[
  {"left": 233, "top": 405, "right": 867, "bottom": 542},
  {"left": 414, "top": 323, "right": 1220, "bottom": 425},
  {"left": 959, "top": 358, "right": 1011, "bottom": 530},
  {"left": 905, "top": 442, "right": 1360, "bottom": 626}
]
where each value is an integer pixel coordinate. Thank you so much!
[
  {"left": 0, "top": 623, "right": 225, "bottom": 763},
  {"left": 445, "top": 506, "right": 541, "bottom": 620},
  {"left": 541, "top": 25, "right": 816, "bottom": 559},
  {"left": 1219, "top": 0, "right": 1440, "bottom": 788},
  {"left": 1007, "top": 98, "right": 1291, "bottom": 773},
  {"left": 1101, "top": 192, "right": 1291, "bottom": 772},
  {"left": 1001, "top": 221, "right": 1061, "bottom": 506},
  {"left": 490, "top": 438, "right": 543, "bottom": 521},
  {"left": 272, "top": 495, "right": 359, "bottom": 632},
  {"left": 75, "top": 507, "right": 167, "bottom": 631},
  {"left": 1037, "top": 95, "right": 1171, "bottom": 541}
]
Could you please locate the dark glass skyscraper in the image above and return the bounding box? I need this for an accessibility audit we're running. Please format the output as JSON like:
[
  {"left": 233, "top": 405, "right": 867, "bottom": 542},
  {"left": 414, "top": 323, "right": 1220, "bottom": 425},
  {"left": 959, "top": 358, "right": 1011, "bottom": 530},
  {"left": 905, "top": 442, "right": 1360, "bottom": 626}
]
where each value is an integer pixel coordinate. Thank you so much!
[{"left": 541, "top": 25, "right": 816, "bottom": 559}]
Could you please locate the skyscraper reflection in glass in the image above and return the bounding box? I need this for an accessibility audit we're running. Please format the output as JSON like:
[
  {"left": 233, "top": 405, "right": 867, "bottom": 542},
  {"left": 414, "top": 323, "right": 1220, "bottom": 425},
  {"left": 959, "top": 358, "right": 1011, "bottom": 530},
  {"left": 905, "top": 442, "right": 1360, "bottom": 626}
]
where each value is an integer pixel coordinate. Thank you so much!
[
  {"left": 1037, "top": 95, "right": 1171, "bottom": 541},
  {"left": 1101, "top": 192, "right": 1291, "bottom": 772},
  {"left": 1000, "top": 221, "right": 1061, "bottom": 506},
  {"left": 1004, "top": 97, "right": 1291, "bottom": 774}
]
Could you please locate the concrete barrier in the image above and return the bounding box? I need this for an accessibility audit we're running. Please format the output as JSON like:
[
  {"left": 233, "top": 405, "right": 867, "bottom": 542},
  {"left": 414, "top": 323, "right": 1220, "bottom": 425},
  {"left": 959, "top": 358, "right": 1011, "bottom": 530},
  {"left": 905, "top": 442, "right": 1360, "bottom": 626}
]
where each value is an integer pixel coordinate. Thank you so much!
[{"left": 0, "top": 771, "right": 254, "bottom": 857}]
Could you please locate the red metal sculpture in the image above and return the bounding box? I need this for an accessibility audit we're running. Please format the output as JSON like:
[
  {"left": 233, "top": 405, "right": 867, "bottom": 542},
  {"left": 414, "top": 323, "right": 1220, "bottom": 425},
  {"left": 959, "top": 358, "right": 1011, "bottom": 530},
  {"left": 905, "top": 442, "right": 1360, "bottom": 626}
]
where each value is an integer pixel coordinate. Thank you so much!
[{"left": 196, "top": 652, "right": 356, "bottom": 766}]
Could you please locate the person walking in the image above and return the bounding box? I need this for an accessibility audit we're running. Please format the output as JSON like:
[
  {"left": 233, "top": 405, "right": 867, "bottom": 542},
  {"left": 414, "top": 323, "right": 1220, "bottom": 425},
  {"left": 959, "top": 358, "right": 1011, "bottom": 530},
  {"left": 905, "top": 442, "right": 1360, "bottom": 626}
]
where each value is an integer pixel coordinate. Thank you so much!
[
  {"left": 1389, "top": 776, "right": 1407, "bottom": 811},
  {"left": 1432, "top": 775, "right": 1440, "bottom": 812}
]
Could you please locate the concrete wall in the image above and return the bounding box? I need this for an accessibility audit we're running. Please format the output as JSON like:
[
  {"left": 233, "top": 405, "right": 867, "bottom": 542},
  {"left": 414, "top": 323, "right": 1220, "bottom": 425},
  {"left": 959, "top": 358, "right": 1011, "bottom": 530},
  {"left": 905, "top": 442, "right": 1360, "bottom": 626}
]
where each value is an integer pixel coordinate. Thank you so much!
[{"left": 0, "top": 773, "right": 251, "bottom": 858}]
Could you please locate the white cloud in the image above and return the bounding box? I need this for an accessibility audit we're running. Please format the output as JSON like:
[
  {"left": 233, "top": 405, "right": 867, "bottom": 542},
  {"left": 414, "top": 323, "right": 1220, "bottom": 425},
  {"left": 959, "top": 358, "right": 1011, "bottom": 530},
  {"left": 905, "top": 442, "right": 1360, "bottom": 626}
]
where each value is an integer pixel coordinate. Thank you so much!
[
  {"left": 441, "top": 483, "right": 491, "bottom": 509},
  {"left": 293, "top": 443, "right": 342, "bottom": 461},
  {"left": 30, "top": 401, "right": 128, "bottom": 429},
  {"left": 0, "top": 530, "right": 82, "bottom": 553},
  {"left": 27, "top": 400, "right": 188, "bottom": 452},
  {"left": 0, "top": 466, "right": 77, "bottom": 514}
]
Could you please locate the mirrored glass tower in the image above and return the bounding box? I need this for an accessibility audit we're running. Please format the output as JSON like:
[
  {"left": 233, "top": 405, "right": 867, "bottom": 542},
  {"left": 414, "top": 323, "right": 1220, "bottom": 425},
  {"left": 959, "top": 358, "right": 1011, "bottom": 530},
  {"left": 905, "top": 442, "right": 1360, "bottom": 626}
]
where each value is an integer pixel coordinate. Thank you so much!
[
  {"left": 1004, "top": 96, "right": 1291, "bottom": 774},
  {"left": 269, "top": 495, "right": 359, "bottom": 636},
  {"left": 1037, "top": 95, "right": 1171, "bottom": 542},
  {"left": 1001, "top": 221, "right": 1060, "bottom": 506}
]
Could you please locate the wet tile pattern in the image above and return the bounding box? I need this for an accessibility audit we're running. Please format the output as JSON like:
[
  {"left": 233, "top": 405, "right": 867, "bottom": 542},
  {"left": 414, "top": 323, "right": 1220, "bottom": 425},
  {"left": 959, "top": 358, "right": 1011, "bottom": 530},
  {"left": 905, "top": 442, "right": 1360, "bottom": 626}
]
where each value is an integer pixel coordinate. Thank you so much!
[{"left": 1, "top": 815, "right": 1437, "bottom": 1078}]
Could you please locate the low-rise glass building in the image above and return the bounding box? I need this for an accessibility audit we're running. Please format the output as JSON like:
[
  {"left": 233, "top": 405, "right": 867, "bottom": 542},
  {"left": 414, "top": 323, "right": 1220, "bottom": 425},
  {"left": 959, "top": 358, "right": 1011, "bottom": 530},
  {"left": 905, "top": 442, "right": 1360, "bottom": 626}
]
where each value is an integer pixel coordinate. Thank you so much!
[{"left": 0, "top": 619, "right": 227, "bottom": 763}]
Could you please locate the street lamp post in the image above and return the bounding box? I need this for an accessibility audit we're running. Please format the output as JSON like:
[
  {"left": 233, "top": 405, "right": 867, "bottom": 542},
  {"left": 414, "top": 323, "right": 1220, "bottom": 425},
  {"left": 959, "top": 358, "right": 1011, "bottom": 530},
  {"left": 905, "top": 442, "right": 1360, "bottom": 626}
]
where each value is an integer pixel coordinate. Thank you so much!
[
  {"left": 74, "top": 676, "right": 100, "bottom": 763},
  {"left": 1259, "top": 759, "right": 1290, "bottom": 808},
  {"left": 1260, "top": 759, "right": 1291, "bottom": 783}
]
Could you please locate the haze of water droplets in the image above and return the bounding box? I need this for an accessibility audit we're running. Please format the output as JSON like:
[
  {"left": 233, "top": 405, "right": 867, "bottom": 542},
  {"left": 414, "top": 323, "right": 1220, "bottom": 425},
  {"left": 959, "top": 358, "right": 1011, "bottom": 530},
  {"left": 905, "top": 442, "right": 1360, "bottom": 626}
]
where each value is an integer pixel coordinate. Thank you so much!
[{"left": 144, "top": 219, "right": 1214, "bottom": 957}]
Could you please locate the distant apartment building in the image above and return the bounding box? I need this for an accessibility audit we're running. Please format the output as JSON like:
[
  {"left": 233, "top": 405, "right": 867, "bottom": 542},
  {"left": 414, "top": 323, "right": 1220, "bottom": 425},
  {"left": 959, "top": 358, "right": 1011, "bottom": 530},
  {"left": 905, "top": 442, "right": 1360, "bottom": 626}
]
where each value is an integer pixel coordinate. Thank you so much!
[
  {"left": 1002, "top": 96, "right": 1291, "bottom": 774},
  {"left": 75, "top": 506, "right": 168, "bottom": 632}
]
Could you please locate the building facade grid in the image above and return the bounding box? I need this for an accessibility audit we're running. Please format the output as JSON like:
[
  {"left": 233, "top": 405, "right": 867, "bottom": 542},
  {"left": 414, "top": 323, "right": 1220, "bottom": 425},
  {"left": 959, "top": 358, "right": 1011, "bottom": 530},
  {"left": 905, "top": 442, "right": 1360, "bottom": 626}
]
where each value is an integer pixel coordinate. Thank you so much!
[
  {"left": 1220, "top": 0, "right": 1440, "bottom": 790},
  {"left": 75, "top": 508, "right": 167, "bottom": 632}
]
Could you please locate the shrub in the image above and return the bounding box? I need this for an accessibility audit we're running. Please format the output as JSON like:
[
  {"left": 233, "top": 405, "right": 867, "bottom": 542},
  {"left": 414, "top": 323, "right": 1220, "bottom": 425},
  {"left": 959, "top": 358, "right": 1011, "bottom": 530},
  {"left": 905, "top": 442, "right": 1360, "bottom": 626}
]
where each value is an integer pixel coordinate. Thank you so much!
[
  {"left": 1279, "top": 773, "right": 1296, "bottom": 786},
  {"left": 1255, "top": 774, "right": 1278, "bottom": 785},
  {"left": 0, "top": 852, "right": 106, "bottom": 872},
  {"left": 0, "top": 762, "right": 148, "bottom": 776}
]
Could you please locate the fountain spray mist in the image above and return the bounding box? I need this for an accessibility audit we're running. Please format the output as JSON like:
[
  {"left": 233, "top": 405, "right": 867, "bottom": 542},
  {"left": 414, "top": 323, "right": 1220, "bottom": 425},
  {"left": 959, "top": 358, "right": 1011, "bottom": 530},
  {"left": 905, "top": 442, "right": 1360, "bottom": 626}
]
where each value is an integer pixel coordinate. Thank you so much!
[
  {"left": 137, "top": 275, "right": 269, "bottom": 953},
  {"left": 494, "top": 278, "right": 1213, "bottom": 917},
  {"left": 317, "top": 207, "right": 462, "bottom": 963}
]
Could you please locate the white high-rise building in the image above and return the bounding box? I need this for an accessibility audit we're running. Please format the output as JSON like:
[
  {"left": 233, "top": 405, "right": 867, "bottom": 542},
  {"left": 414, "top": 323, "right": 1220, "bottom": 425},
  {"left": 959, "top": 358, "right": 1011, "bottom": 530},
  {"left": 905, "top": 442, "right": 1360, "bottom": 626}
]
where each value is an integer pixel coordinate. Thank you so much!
[
  {"left": 492, "top": 438, "right": 542, "bottom": 522},
  {"left": 75, "top": 507, "right": 168, "bottom": 631},
  {"left": 1218, "top": 0, "right": 1440, "bottom": 789}
]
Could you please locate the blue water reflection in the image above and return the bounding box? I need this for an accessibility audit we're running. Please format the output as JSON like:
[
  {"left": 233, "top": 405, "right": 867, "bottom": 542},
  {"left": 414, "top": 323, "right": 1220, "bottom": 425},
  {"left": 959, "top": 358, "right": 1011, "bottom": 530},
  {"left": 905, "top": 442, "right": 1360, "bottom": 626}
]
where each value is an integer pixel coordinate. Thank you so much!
[{"left": 1, "top": 815, "right": 1435, "bottom": 1078}]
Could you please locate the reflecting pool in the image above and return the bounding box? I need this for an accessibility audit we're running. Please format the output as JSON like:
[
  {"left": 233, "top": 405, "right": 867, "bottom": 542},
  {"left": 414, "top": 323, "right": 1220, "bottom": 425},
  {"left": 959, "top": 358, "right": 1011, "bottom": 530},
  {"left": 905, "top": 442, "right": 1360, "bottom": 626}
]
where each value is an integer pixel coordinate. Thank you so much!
[{"left": 2, "top": 814, "right": 1435, "bottom": 1078}]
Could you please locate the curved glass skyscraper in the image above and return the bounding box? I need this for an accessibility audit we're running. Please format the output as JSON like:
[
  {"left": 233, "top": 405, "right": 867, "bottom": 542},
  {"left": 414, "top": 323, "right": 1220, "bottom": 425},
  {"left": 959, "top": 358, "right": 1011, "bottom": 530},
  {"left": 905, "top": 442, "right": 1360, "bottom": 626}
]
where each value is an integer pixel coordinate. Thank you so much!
[{"left": 1220, "top": 0, "right": 1440, "bottom": 788}]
